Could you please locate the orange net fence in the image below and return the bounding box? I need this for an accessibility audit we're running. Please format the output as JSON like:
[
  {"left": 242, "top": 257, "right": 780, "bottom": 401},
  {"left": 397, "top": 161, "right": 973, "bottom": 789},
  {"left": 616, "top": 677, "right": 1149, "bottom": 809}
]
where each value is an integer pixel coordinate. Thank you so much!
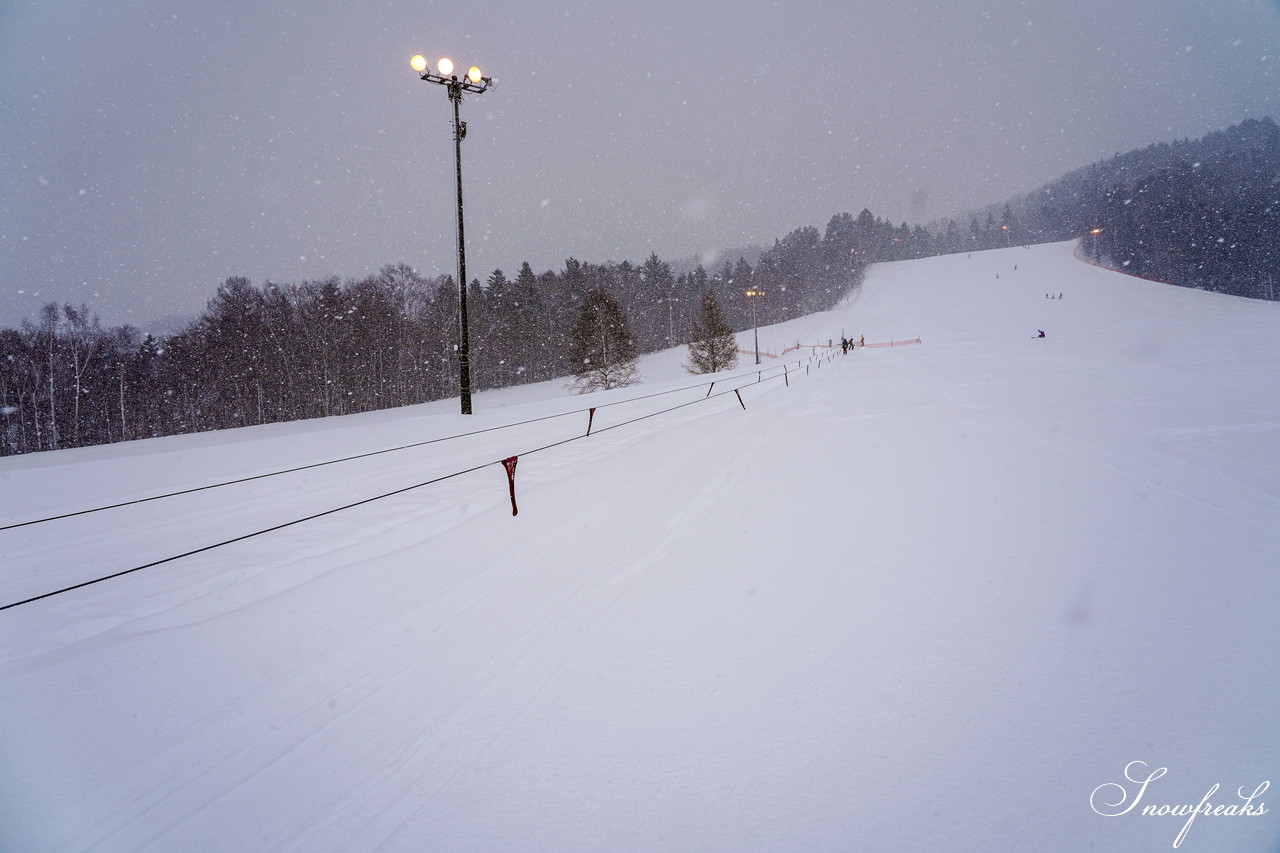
[{"left": 739, "top": 338, "right": 921, "bottom": 358}]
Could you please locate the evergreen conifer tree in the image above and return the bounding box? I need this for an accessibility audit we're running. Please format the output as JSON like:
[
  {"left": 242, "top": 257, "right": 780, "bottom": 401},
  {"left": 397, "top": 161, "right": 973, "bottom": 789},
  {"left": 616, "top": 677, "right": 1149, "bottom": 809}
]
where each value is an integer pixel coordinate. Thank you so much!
[
  {"left": 684, "top": 289, "right": 738, "bottom": 374},
  {"left": 566, "top": 286, "right": 639, "bottom": 393}
]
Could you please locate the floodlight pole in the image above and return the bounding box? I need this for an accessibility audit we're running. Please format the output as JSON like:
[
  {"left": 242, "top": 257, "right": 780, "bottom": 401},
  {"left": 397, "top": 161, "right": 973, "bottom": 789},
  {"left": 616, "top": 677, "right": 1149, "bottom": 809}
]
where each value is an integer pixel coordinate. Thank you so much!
[
  {"left": 449, "top": 83, "right": 472, "bottom": 414},
  {"left": 746, "top": 289, "right": 764, "bottom": 365},
  {"left": 664, "top": 296, "right": 680, "bottom": 348},
  {"left": 412, "top": 56, "right": 492, "bottom": 414}
]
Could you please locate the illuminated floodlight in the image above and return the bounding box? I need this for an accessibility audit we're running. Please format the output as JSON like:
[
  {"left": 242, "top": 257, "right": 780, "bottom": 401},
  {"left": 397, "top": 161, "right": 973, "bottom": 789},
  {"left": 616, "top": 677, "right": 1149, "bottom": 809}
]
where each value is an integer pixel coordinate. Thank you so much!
[{"left": 406, "top": 52, "right": 493, "bottom": 414}]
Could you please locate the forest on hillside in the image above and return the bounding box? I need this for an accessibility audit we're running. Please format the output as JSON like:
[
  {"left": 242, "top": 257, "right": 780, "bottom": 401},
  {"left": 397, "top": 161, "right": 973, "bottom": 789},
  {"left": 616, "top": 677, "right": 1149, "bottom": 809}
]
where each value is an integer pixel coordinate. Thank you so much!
[
  {"left": 997, "top": 116, "right": 1280, "bottom": 298},
  {"left": 4, "top": 118, "right": 1276, "bottom": 456},
  {"left": 1, "top": 214, "right": 884, "bottom": 456}
]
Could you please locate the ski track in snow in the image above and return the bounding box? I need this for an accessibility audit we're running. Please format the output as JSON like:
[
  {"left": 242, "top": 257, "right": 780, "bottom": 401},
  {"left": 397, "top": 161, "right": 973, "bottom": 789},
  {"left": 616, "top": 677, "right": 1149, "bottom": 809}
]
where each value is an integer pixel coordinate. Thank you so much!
[{"left": 2, "top": 241, "right": 1278, "bottom": 852}]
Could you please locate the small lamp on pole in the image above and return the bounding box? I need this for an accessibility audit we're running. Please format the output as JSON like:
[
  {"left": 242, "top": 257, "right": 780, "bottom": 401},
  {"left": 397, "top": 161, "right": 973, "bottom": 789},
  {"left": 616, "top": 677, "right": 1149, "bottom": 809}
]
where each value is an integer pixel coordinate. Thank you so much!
[{"left": 745, "top": 289, "right": 764, "bottom": 365}]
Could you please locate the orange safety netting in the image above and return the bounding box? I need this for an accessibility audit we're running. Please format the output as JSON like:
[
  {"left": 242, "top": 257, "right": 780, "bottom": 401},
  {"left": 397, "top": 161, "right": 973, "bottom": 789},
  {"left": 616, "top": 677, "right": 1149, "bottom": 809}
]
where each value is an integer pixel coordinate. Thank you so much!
[{"left": 738, "top": 338, "right": 920, "bottom": 358}]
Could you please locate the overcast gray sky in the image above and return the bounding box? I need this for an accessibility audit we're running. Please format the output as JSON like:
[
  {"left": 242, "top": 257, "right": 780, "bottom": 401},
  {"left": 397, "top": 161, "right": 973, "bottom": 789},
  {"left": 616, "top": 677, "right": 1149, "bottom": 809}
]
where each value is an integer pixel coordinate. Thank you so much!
[{"left": 2, "top": 0, "right": 1277, "bottom": 329}]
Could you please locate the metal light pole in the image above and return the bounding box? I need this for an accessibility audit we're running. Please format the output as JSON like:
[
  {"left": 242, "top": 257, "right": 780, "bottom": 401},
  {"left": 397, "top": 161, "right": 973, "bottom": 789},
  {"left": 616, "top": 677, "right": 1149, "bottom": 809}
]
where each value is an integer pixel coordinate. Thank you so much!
[
  {"left": 410, "top": 54, "right": 492, "bottom": 415},
  {"left": 1089, "top": 227, "right": 1103, "bottom": 262},
  {"left": 663, "top": 296, "right": 680, "bottom": 348},
  {"left": 745, "top": 289, "right": 764, "bottom": 364}
]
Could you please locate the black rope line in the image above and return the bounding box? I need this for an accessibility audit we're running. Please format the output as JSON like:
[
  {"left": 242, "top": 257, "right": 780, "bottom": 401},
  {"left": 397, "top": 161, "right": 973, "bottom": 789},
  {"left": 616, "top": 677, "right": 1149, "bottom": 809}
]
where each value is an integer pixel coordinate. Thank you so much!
[
  {"left": 0, "top": 409, "right": 582, "bottom": 532},
  {"left": 512, "top": 374, "right": 780, "bottom": 459},
  {"left": 0, "top": 458, "right": 496, "bottom": 613},
  {"left": 0, "top": 367, "right": 800, "bottom": 613},
  {"left": 0, "top": 355, "right": 819, "bottom": 531}
]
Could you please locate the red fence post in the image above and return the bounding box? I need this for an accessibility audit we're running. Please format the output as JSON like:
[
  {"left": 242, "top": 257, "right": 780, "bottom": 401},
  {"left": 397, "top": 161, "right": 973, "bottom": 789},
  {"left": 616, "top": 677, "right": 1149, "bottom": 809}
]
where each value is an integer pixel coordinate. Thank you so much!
[{"left": 501, "top": 456, "right": 519, "bottom": 516}]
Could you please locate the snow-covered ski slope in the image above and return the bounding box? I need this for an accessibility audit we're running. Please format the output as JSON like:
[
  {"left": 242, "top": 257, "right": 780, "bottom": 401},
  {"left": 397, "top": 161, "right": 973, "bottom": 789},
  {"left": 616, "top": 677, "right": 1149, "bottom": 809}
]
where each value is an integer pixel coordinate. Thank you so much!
[{"left": 2, "top": 240, "right": 1277, "bottom": 852}]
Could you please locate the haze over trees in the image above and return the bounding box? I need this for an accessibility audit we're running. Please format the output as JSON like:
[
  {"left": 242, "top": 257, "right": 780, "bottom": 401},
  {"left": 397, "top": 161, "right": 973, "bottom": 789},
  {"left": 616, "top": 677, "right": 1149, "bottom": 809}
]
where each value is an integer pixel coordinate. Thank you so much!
[
  {"left": 3, "top": 118, "right": 1276, "bottom": 456},
  {"left": 0, "top": 229, "right": 865, "bottom": 456}
]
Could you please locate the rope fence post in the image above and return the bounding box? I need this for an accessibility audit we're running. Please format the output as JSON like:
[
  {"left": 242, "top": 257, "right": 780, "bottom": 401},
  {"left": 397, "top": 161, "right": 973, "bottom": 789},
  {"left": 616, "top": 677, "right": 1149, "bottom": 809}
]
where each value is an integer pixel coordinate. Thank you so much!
[
  {"left": 501, "top": 456, "right": 519, "bottom": 516},
  {"left": 734, "top": 389, "right": 746, "bottom": 410},
  {"left": 586, "top": 407, "right": 596, "bottom": 436}
]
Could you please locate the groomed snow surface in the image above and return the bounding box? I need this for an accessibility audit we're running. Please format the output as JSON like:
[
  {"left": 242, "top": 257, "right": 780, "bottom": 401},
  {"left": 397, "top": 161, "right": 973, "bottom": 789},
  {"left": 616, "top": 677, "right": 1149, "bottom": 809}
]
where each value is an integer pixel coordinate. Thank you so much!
[{"left": 2, "top": 241, "right": 1277, "bottom": 852}]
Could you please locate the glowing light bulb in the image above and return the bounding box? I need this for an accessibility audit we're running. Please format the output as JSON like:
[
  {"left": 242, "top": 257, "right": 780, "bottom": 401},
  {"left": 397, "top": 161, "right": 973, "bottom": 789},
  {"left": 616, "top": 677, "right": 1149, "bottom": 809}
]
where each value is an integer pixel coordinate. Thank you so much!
[
  {"left": 437, "top": 57, "right": 454, "bottom": 76},
  {"left": 467, "top": 66, "right": 483, "bottom": 83},
  {"left": 410, "top": 55, "right": 428, "bottom": 73}
]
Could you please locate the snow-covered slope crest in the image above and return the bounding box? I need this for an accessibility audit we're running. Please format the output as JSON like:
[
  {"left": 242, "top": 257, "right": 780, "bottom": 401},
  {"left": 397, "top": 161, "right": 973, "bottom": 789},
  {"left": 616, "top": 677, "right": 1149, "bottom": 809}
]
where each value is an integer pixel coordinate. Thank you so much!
[{"left": 1, "top": 241, "right": 1278, "bottom": 852}]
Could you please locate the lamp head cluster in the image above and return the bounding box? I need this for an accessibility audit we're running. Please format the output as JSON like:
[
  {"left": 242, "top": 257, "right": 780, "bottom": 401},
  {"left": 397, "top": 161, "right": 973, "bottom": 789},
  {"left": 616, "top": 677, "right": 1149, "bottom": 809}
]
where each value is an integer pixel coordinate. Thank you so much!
[{"left": 410, "top": 54, "right": 491, "bottom": 93}]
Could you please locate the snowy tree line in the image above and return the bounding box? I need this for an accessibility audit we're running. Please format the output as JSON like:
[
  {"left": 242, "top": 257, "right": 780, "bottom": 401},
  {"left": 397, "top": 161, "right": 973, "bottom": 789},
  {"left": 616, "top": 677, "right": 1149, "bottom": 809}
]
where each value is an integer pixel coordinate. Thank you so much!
[
  {"left": 2, "top": 212, "right": 885, "bottom": 455},
  {"left": 5, "top": 116, "right": 1276, "bottom": 455}
]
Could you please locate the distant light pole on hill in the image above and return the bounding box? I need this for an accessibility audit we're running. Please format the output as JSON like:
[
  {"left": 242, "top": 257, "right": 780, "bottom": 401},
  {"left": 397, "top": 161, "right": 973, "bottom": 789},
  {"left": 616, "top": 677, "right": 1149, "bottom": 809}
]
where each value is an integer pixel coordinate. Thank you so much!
[
  {"left": 1089, "top": 227, "right": 1103, "bottom": 262},
  {"left": 746, "top": 289, "right": 764, "bottom": 364},
  {"left": 662, "top": 296, "right": 680, "bottom": 348},
  {"left": 410, "top": 53, "right": 493, "bottom": 415}
]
